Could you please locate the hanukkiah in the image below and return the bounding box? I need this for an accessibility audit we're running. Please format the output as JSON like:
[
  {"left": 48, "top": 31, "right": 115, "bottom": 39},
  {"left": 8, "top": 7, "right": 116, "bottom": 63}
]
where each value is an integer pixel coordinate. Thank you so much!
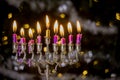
[{"left": 12, "top": 15, "right": 82, "bottom": 80}]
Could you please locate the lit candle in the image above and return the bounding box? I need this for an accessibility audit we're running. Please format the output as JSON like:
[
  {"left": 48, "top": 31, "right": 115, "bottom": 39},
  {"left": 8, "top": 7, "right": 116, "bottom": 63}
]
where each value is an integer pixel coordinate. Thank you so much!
[
  {"left": 28, "top": 28, "right": 34, "bottom": 44},
  {"left": 45, "top": 15, "right": 50, "bottom": 38},
  {"left": 67, "top": 22, "right": 73, "bottom": 44},
  {"left": 28, "top": 28, "right": 34, "bottom": 54},
  {"left": 12, "top": 20, "right": 17, "bottom": 43},
  {"left": 60, "top": 24, "right": 66, "bottom": 44},
  {"left": 53, "top": 20, "right": 58, "bottom": 44},
  {"left": 20, "top": 28, "right": 26, "bottom": 43},
  {"left": 76, "top": 20, "right": 82, "bottom": 44},
  {"left": 36, "top": 21, "right": 41, "bottom": 43}
]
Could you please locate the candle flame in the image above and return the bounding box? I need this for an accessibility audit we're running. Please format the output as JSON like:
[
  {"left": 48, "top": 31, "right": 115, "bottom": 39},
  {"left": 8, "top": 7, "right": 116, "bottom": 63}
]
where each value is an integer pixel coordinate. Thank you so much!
[
  {"left": 46, "top": 15, "right": 50, "bottom": 29},
  {"left": 29, "top": 28, "right": 33, "bottom": 39},
  {"left": 54, "top": 20, "right": 58, "bottom": 34},
  {"left": 67, "top": 22, "right": 72, "bottom": 34},
  {"left": 20, "top": 28, "right": 24, "bottom": 37},
  {"left": 13, "top": 20, "right": 17, "bottom": 32},
  {"left": 60, "top": 24, "right": 64, "bottom": 37},
  {"left": 76, "top": 20, "right": 81, "bottom": 33},
  {"left": 37, "top": 21, "right": 41, "bottom": 34}
]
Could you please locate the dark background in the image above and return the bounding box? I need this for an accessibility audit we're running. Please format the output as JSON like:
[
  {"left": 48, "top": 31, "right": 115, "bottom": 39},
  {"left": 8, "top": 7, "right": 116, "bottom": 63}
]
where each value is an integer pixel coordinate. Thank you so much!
[{"left": 0, "top": 0, "right": 120, "bottom": 79}]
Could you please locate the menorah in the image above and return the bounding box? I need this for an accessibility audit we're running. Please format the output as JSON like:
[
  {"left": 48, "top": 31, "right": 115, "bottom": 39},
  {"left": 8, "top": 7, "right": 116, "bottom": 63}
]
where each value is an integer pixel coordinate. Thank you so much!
[{"left": 12, "top": 15, "right": 82, "bottom": 80}]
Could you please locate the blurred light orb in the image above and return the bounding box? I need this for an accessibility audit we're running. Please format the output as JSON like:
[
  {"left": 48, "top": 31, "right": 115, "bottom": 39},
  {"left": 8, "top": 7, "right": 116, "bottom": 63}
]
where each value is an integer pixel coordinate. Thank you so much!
[
  {"left": 82, "top": 70, "right": 88, "bottom": 76},
  {"left": 52, "top": 69, "right": 56, "bottom": 74},
  {"left": 105, "top": 69, "right": 109, "bottom": 73},
  {"left": 2, "top": 36, "right": 8, "bottom": 41},
  {"left": 84, "top": 51, "right": 93, "bottom": 63},
  {"left": 8, "top": 13, "right": 12, "bottom": 19},
  {"left": 24, "top": 24, "right": 30, "bottom": 29},
  {"left": 58, "top": 73, "right": 63, "bottom": 78},
  {"left": 60, "top": 13, "right": 66, "bottom": 18},
  {"left": 96, "top": 21, "right": 100, "bottom": 26},
  {"left": 14, "top": 66, "right": 18, "bottom": 71},
  {"left": 116, "top": 13, "right": 120, "bottom": 20},
  {"left": 111, "top": 73, "right": 116, "bottom": 78},
  {"left": 93, "top": 60, "right": 98, "bottom": 65},
  {"left": 58, "top": 4, "right": 67, "bottom": 12},
  {"left": 44, "top": 47, "right": 47, "bottom": 52},
  {"left": 80, "top": 51, "right": 85, "bottom": 55}
]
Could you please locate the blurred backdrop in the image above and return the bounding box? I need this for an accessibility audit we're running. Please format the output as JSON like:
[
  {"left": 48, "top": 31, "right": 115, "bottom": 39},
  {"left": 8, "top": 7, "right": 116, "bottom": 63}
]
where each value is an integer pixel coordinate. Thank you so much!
[{"left": 0, "top": 0, "right": 120, "bottom": 80}]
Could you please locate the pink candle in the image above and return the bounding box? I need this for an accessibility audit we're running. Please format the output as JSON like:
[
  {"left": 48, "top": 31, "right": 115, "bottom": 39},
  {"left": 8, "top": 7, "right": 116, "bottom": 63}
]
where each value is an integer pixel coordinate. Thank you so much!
[
  {"left": 37, "top": 35, "right": 41, "bottom": 43},
  {"left": 20, "top": 37, "right": 26, "bottom": 43},
  {"left": 53, "top": 34, "right": 58, "bottom": 44},
  {"left": 28, "top": 39, "right": 34, "bottom": 44},
  {"left": 61, "top": 37, "right": 66, "bottom": 44},
  {"left": 20, "top": 28, "right": 26, "bottom": 43},
  {"left": 76, "top": 34, "right": 82, "bottom": 44},
  {"left": 13, "top": 20, "right": 17, "bottom": 43},
  {"left": 69, "top": 34, "right": 73, "bottom": 44},
  {"left": 30, "top": 39, "right": 34, "bottom": 44},
  {"left": 28, "top": 39, "right": 34, "bottom": 53},
  {"left": 13, "top": 33, "right": 17, "bottom": 43}
]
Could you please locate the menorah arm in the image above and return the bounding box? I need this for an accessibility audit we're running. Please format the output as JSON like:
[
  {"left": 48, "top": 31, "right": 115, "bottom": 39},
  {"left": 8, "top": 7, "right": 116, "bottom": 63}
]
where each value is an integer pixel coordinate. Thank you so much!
[
  {"left": 55, "top": 63, "right": 59, "bottom": 71},
  {"left": 36, "top": 64, "right": 45, "bottom": 75}
]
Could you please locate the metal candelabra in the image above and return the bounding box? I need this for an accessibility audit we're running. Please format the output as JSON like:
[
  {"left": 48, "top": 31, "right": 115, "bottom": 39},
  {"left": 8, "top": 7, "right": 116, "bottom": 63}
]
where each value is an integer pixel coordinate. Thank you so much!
[{"left": 12, "top": 36, "right": 81, "bottom": 80}]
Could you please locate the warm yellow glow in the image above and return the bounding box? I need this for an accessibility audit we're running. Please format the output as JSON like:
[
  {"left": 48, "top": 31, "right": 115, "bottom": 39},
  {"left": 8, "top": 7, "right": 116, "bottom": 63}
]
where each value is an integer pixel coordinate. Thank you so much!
[
  {"left": 57, "top": 73, "right": 63, "bottom": 78},
  {"left": 93, "top": 0, "right": 98, "bottom": 2},
  {"left": 29, "top": 28, "right": 33, "bottom": 39},
  {"left": 96, "top": 21, "right": 100, "bottom": 26},
  {"left": 8, "top": 13, "right": 12, "bottom": 19},
  {"left": 52, "top": 69, "right": 56, "bottom": 73},
  {"left": 54, "top": 20, "right": 58, "bottom": 34},
  {"left": 93, "top": 60, "right": 98, "bottom": 65},
  {"left": 44, "top": 47, "right": 47, "bottom": 52},
  {"left": 3, "top": 41, "right": 8, "bottom": 45},
  {"left": 20, "top": 28, "right": 24, "bottom": 37},
  {"left": 60, "top": 24, "right": 64, "bottom": 37},
  {"left": 17, "top": 35, "right": 21, "bottom": 40},
  {"left": 67, "top": 22, "right": 72, "bottom": 34},
  {"left": 2, "top": 36, "right": 8, "bottom": 41},
  {"left": 24, "top": 24, "right": 29, "bottom": 29},
  {"left": 13, "top": 20, "right": 17, "bottom": 32},
  {"left": 105, "top": 69, "right": 109, "bottom": 73},
  {"left": 37, "top": 21, "right": 41, "bottom": 34},
  {"left": 82, "top": 70, "right": 88, "bottom": 76},
  {"left": 60, "top": 13, "right": 65, "bottom": 18},
  {"left": 46, "top": 15, "right": 50, "bottom": 28},
  {"left": 116, "top": 13, "right": 120, "bottom": 20},
  {"left": 80, "top": 51, "right": 85, "bottom": 55},
  {"left": 76, "top": 20, "right": 81, "bottom": 33}
]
